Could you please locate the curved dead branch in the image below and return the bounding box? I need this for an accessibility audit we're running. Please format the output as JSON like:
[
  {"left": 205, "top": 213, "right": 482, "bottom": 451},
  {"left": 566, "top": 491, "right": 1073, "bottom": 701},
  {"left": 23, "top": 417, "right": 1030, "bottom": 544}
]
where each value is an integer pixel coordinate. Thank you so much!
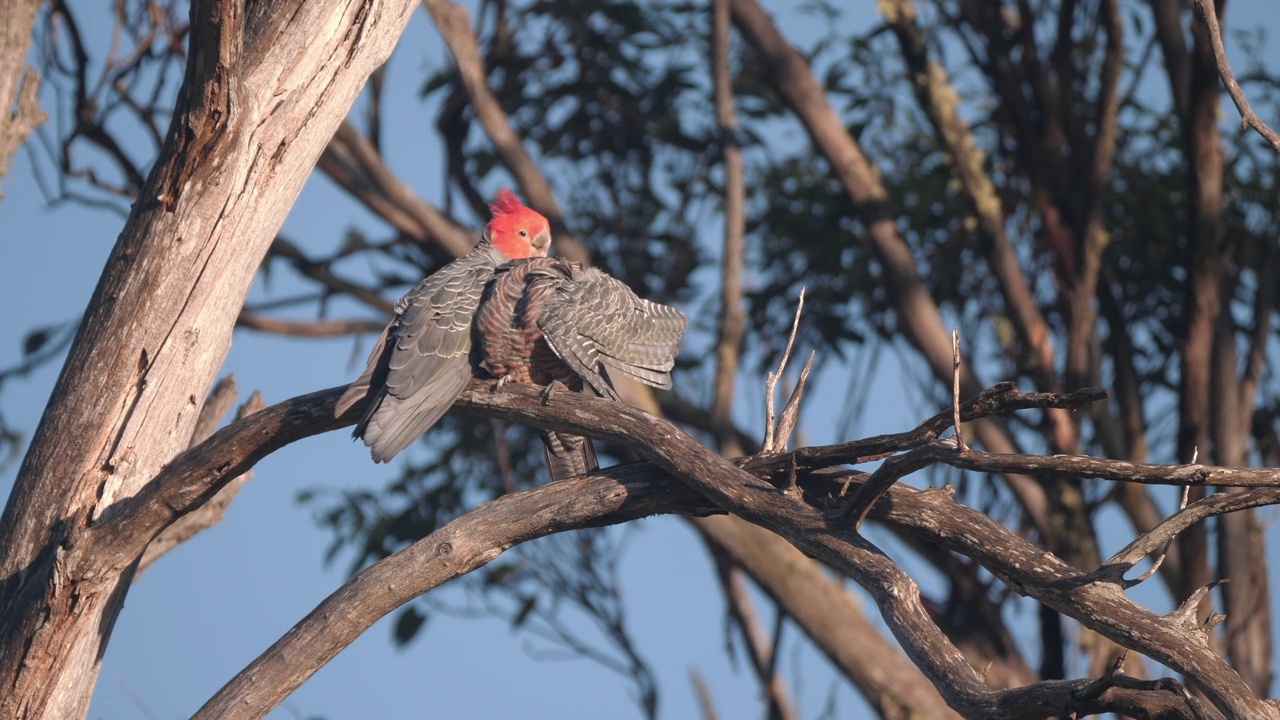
[
  {"left": 194, "top": 462, "right": 712, "bottom": 719},
  {"left": 72, "top": 377, "right": 1280, "bottom": 719},
  {"left": 318, "top": 120, "right": 477, "bottom": 257},
  {"left": 1193, "top": 0, "right": 1280, "bottom": 153}
]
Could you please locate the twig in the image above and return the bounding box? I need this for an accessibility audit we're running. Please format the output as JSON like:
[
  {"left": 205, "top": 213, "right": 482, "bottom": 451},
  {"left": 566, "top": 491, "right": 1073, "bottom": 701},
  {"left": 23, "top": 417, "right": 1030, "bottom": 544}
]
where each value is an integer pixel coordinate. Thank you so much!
[
  {"left": 1119, "top": 483, "right": 1192, "bottom": 589},
  {"left": 774, "top": 351, "right": 814, "bottom": 453},
  {"left": 690, "top": 668, "right": 720, "bottom": 720},
  {"left": 236, "top": 312, "right": 386, "bottom": 338},
  {"left": 267, "top": 236, "right": 394, "bottom": 314},
  {"left": 744, "top": 382, "right": 1108, "bottom": 480},
  {"left": 839, "top": 439, "right": 959, "bottom": 529},
  {"left": 764, "top": 288, "right": 804, "bottom": 453},
  {"left": 1101, "top": 487, "right": 1280, "bottom": 582},
  {"left": 1194, "top": 0, "right": 1280, "bottom": 154},
  {"left": 951, "top": 329, "right": 967, "bottom": 453},
  {"left": 917, "top": 443, "right": 1280, "bottom": 489}
]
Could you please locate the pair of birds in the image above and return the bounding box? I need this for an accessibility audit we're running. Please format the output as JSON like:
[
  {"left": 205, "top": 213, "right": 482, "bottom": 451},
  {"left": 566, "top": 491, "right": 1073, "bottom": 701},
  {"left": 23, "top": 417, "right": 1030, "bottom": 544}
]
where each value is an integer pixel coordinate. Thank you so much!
[{"left": 335, "top": 189, "right": 688, "bottom": 481}]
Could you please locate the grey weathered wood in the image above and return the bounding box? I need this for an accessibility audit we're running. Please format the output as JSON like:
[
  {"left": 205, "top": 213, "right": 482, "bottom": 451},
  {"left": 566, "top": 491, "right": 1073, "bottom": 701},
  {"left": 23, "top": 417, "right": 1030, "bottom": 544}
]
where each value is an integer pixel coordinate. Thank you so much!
[
  {"left": 194, "top": 461, "right": 714, "bottom": 720},
  {"left": 694, "top": 514, "right": 965, "bottom": 720},
  {"left": 0, "top": 0, "right": 46, "bottom": 193},
  {"left": 0, "top": 0, "right": 419, "bottom": 716},
  {"left": 86, "top": 378, "right": 1265, "bottom": 719},
  {"left": 136, "top": 384, "right": 265, "bottom": 577}
]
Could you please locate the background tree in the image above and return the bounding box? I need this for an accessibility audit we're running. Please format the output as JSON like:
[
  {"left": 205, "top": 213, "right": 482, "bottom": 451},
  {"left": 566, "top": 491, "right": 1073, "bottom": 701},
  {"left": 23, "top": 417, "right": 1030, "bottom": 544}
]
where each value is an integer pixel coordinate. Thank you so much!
[{"left": 1, "top": 0, "right": 1279, "bottom": 718}]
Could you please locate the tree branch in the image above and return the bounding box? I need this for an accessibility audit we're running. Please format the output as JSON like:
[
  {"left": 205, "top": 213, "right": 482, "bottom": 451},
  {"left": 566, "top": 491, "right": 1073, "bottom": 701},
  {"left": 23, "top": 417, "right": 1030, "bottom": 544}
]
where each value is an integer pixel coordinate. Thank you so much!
[
  {"left": 136, "top": 385, "right": 265, "bottom": 576},
  {"left": 744, "top": 383, "right": 1108, "bottom": 480},
  {"left": 729, "top": 0, "right": 1058, "bottom": 543},
  {"left": 317, "top": 120, "right": 476, "bottom": 257},
  {"left": 896, "top": 441, "right": 1280, "bottom": 489},
  {"left": 421, "top": 0, "right": 589, "bottom": 263},
  {"left": 709, "top": 0, "right": 747, "bottom": 456},
  {"left": 696, "top": 515, "right": 960, "bottom": 719},
  {"left": 83, "top": 376, "right": 1276, "bottom": 718},
  {"left": 268, "top": 235, "right": 396, "bottom": 314},
  {"left": 192, "top": 461, "right": 712, "bottom": 720},
  {"left": 1193, "top": 0, "right": 1280, "bottom": 153},
  {"left": 237, "top": 312, "right": 387, "bottom": 338}
]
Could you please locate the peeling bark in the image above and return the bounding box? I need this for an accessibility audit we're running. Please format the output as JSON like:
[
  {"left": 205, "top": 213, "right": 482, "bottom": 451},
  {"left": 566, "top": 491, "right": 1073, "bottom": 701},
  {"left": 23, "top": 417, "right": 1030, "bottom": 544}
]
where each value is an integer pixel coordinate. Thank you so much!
[
  {"left": 0, "top": 0, "right": 420, "bottom": 716},
  {"left": 0, "top": 0, "right": 47, "bottom": 193}
]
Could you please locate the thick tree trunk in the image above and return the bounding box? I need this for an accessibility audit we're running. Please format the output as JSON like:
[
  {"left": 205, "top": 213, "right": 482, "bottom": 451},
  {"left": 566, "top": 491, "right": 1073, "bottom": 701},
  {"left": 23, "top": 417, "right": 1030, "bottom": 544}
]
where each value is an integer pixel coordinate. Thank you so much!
[
  {"left": 0, "top": 0, "right": 418, "bottom": 716},
  {"left": 0, "top": 0, "right": 46, "bottom": 192}
]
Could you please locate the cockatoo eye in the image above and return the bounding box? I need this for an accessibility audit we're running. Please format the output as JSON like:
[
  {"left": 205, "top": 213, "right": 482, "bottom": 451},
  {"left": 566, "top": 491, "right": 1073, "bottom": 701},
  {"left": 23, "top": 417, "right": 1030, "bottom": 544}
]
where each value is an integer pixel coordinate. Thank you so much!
[{"left": 519, "top": 229, "right": 529, "bottom": 237}]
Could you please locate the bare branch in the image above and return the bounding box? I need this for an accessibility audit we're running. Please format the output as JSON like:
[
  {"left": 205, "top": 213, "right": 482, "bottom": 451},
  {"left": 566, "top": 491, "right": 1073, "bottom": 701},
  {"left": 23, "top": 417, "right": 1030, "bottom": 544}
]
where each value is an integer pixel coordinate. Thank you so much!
[
  {"left": 137, "top": 389, "right": 266, "bottom": 576},
  {"left": 764, "top": 288, "right": 804, "bottom": 453},
  {"left": 690, "top": 668, "right": 720, "bottom": 720},
  {"left": 317, "top": 120, "right": 476, "bottom": 257},
  {"left": 194, "top": 462, "right": 716, "bottom": 720},
  {"left": 69, "top": 374, "right": 1272, "bottom": 718},
  {"left": 1121, "top": 485, "right": 1192, "bottom": 588},
  {"left": 171, "top": 379, "right": 1265, "bottom": 717},
  {"left": 709, "top": 0, "right": 747, "bottom": 455},
  {"left": 773, "top": 351, "right": 812, "bottom": 454},
  {"left": 1104, "top": 486, "right": 1275, "bottom": 581},
  {"left": 1193, "top": 0, "right": 1280, "bottom": 153},
  {"left": 267, "top": 236, "right": 394, "bottom": 314},
  {"left": 936, "top": 445, "right": 1280, "bottom": 489},
  {"left": 952, "top": 329, "right": 967, "bottom": 453},
  {"left": 237, "top": 312, "right": 386, "bottom": 338},
  {"left": 745, "top": 382, "right": 1109, "bottom": 481},
  {"left": 421, "top": 0, "right": 589, "bottom": 263}
]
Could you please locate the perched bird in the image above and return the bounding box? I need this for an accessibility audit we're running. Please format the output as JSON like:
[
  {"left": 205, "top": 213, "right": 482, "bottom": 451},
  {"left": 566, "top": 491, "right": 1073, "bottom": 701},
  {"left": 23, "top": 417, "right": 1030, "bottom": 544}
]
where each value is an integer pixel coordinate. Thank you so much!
[
  {"left": 475, "top": 256, "right": 688, "bottom": 480},
  {"left": 335, "top": 189, "right": 552, "bottom": 462}
]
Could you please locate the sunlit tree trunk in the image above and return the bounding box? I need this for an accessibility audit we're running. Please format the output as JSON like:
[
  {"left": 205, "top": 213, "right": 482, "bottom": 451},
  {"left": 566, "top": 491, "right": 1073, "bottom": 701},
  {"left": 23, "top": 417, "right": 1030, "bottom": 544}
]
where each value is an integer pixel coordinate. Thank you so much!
[
  {"left": 0, "top": 0, "right": 46, "bottom": 190},
  {"left": 0, "top": 0, "right": 417, "bottom": 716}
]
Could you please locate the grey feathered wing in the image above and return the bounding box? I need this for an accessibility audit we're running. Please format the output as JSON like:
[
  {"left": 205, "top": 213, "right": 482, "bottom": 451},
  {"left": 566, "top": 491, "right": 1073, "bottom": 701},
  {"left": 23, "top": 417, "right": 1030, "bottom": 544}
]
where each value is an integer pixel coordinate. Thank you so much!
[
  {"left": 336, "top": 248, "right": 500, "bottom": 462},
  {"left": 533, "top": 266, "right": 688, "bottom": 401},
  {"left": 529, "top": 265, "right": 685, "bottom": 481}
]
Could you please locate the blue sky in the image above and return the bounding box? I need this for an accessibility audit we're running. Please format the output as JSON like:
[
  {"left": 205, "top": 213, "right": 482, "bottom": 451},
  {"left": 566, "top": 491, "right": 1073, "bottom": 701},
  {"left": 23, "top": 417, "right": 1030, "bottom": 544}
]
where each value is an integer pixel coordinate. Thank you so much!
[{"left": 3, "top": 1, "right": 1280, "bottom": 719}]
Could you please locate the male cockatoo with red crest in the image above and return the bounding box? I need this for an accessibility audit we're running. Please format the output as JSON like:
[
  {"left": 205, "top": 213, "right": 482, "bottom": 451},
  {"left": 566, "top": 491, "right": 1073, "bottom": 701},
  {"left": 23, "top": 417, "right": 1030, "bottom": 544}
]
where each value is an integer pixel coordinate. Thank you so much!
[{"left": 336, "top": 189, "right": 551, "bottom": 462}]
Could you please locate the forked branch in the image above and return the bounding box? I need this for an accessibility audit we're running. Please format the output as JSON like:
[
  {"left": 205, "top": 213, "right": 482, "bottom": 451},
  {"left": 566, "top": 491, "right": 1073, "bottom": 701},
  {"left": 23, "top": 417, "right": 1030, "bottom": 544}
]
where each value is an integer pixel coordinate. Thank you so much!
[{"left": 98, "top": 376, "right": 1277, "bottom": 719}]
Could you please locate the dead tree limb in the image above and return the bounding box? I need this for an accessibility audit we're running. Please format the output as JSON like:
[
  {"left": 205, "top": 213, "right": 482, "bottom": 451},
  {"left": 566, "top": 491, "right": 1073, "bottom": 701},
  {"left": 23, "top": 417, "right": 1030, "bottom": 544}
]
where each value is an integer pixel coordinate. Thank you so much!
[{"left": 85, "top": 378, "right": 1278, "bottom": 719}]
